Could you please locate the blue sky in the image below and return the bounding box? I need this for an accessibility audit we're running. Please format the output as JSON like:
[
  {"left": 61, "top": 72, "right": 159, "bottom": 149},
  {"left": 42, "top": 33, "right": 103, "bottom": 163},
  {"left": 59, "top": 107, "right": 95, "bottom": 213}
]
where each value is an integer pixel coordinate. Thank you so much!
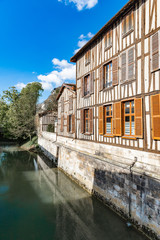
[{"left": 0, "top": 0, "right": 128, "bottom": 102}]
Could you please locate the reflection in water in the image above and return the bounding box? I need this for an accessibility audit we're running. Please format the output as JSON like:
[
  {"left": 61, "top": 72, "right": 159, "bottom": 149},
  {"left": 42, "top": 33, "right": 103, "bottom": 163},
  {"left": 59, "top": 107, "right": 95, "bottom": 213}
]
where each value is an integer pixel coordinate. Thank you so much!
[{"left": 0, "top": 145, "right": 148, "bottom": 240}]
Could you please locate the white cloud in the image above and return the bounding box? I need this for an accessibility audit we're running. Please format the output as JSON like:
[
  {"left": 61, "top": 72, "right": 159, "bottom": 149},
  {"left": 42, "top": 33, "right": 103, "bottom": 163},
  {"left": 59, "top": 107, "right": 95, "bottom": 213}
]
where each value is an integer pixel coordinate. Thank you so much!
[
  {"left": 74, "top": 32, "right": 94, "bottom": 53},
  {"left": 58, "top": 0, "right": 98, "bottom": 11},
  {"left": 37, "top": 58, "right": 76, "bottom": 88},
  {"left": 16, "top": 82, "right": 26, "bottom": 90}
]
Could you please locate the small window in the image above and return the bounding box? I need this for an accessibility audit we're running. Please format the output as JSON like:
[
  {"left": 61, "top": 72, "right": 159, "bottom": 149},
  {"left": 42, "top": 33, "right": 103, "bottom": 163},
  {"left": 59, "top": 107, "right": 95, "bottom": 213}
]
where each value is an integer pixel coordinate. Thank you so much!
[
  {"left": 123, "top": 11, "right": 134, "bottom": 35},
  {"left": 123, "top": 100, "right": 135, "bottom": 136},
  {"left": 104, "top": 62, "right": 112, "bottom": 88},
  {"left": 84, "top": 109, "right": 89, "bottom": 133},
  {"left": 104, "top": 105, "right": 113, "bottom": 135},
  {"left": 85, "top": 50, "right": 91, "bottom": 65},
  {"left": 61, "top": 97, "right": 64, "bottom": 113},
  {"left": 104, "top": 30, "right": 112, "bottom": 49},
  {"left": 84, "top": 75, "right": 90, "bottom": 96},
  {"left": 69, "top": 115, "right": 72, "bottom": 133}
]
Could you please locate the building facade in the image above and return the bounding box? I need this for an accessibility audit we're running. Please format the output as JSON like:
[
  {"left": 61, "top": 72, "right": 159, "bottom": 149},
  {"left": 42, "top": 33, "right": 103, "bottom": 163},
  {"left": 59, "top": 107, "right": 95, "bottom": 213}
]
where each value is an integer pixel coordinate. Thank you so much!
[
  {"left": 71, "top": 0, "right": 160, "bottom": 153},
  {"left": 57, "top": 83, "right": 76, "bottom": 138}
]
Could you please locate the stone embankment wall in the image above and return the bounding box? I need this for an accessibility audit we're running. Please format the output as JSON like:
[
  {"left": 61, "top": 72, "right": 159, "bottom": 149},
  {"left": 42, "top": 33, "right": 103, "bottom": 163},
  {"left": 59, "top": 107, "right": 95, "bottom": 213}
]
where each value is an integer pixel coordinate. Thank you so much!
[{"left": 38, "top": 132, "right": 160, "bottom": 239}]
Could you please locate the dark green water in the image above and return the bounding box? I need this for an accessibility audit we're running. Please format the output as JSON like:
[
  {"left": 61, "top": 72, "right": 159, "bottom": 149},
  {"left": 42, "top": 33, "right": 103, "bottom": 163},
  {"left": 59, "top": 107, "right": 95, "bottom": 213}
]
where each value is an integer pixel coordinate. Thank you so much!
[{"left": 0, "top": 145, "right": 148, "bottom": 240}]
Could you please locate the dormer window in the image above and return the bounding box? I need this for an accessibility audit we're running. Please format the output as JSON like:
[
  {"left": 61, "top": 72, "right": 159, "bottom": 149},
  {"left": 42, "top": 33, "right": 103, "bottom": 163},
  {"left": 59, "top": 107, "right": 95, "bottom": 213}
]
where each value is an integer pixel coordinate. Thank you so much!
[
  {"left": 122, "top": 11, "right": 134, "bottom": 35},
  {"left": 104, "top": 30, "right": 112, "bottom": 49}
]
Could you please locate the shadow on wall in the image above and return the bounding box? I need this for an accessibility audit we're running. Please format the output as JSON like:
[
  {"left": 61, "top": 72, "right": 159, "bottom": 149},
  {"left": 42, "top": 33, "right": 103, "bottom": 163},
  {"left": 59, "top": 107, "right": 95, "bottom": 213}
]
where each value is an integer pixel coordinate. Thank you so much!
[{"left": 93, "top": 167, "right": 160, "bottom": 239}]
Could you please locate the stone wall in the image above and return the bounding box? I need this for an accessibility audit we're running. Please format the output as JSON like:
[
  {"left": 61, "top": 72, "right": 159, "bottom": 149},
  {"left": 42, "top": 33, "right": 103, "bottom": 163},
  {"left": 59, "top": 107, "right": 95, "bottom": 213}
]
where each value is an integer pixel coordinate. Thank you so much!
[{"left": 38, "top": 132, "right": 160, "bottom": 239}]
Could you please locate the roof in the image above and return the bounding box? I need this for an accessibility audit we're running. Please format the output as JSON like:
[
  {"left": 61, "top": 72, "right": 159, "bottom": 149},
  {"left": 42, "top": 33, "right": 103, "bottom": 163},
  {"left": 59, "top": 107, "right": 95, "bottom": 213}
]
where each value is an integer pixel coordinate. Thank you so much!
[
  {"left": 56, "top": 83, "right": 76, "bottom": 101},
  {"left": 38, "top": 110, "right": 57, "bottom": 117},
  {"left": 70, "top": 0, "right": 136, "bottom": 63}
]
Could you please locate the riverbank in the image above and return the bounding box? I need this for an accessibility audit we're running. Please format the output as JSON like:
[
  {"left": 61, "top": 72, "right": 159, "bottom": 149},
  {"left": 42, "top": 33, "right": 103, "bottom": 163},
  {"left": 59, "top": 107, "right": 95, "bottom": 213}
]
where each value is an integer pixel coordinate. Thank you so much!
[{"left": 38, "top": 131, "right": 160, "bottom": 240}]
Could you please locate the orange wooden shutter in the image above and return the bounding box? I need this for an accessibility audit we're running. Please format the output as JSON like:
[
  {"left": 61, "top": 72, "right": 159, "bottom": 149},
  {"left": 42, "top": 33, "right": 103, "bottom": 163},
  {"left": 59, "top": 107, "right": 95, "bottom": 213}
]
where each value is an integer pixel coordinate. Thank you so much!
[
  {"left": 113, "top": 102, "right": 122, "bottom": 136},
  {"left": 131, "top": 11, "right": 134, "bottom": 27},
  {"left": 112, "top": 57, "right": 118, "bottom": 86},
  {"left": 90, "top": 71, "right": 94, "bottom": 94},
  {"left": 99, "top": 66, "right": 104, "bottom": 91},
  {"left": 81, "top": 78, "right": 84, "bottom": 97},
  {"left": 67, "top": 115, "right": 69, "bottom": 132},
  {"left": 151, "top": 94, "right": 160, "bottom": 140},
  {"left": 80, "top": 109, "right": 84, "bottom": 133},
  {"left": 72, "top": 114, "right": 75, "bottom": 133},
  {"left": 99, "top": 106, "right": 104, "bottom": 135},
  {"left": 135, "top": 98, "right": 143, "bottom": 138},
  {"left": 128, "top": 48, "right": 134, "bottom": 79},
  {"left": 121, "top": 52, "right": 126, "bottom": 81},
  {"left": 89, "top": 108, "right": 94, "bottom": 134},
  {"left": 152, "top": 32, "right": 159, "bottom": 71}
]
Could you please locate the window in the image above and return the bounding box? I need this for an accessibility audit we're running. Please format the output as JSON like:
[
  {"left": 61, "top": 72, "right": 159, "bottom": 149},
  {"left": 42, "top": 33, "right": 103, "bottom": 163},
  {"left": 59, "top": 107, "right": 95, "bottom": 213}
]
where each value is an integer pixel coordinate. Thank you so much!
[
  {"left": 104, "top": 30, "right": 112, "bottom": 49},
  {"left": 122, "top": 11, "right": 134, "bottom": 35},
  {"left": 123, "top": 100, "right": 135, "bottom": 136},
  {"left": 69, "top": 115, "right": 72, "bottom": 132},
  {"left": 104, "top": 105, "right": 112, "bottom": 135},
  {"left": 104, "top": 62, "right": 112, "bottom": 88},
  {"left": 84, "top": 75, "right": 90, "bottom": 96},
  {"left": 84, "top": 109, "right": 89, "bottom": 133},
  {"left": 121, "top": 47, "right": 135, "bottom": 81},
  {"left": 85, "top": 50, "right": 91, "bottom": 65}
]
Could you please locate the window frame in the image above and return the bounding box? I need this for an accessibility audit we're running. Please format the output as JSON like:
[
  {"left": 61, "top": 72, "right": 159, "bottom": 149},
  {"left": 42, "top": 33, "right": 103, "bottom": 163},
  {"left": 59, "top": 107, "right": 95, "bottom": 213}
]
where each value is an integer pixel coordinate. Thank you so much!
[
  {"left": 122, "top": 10, "right": 134, "bottom": 37},
  {"left": 84, "top": 109, "right": 89, "bottom": 133},
  {"left": 104, "top": 105, "right": 113, "bottom": 136},
  {"left": 85, "top": 50, "right": 91, "bottom": 66},
  {"left": 104, "top": 29, "right": 112, "bottom": 50},
  {"left": 84, "top": 74, "right": 90, "bottom": 96},
  {"left": 123, "top": 100, "right": 135, "bottom": 137},
  {"left": 104, "top": 62, "right": 113, "bottom": 89}
]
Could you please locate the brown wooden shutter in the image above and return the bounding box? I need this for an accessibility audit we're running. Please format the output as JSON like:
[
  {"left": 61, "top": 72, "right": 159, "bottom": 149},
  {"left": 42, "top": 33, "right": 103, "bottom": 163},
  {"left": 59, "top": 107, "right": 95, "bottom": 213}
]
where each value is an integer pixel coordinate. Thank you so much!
[
  {"left": 99, "top": 106, "right": 104, "bottom": 135},
  {"left": 131, "top": 11, "right": 134, "bottom": 27},
  {"left": 128, "top": 48, "right": 134, "bottom": 79},
  {"left": 152, "top": 32, "right": 159, "bottom": 71},
  {"left": 90, "top": 71, "right": 94, "bottom": 94},
  {"left": 112, "top": 57, "right": 118, "bottom": 86},
  {"left": 80, "top": 109, "right": 84, "bottom": 133},
  {"left": 72, "top": 114, "right": 75, "bottom": 133},
  {"left": 88, "top": 50, "right": 91, "bottom": 63},
  {"left": 113, "top": 102, "right": 122, "bottom": 136},
  {"left": 135, "top": 98, "right": 143, "bottom": 138},
  {"left": 89, "top": 108, "right": 94, "bottom": 135},
  {"left": 61, "top": 116, "right": 64, "bottom": 132},
  {"left": 121, "top": 52, "right": 126, "bottom": 81},
  {"left": 99, "top": 66, "right": 104, "bottom": 91},
  {"left": 67, "top": 115, "right": 69, "bottom": 132},
  {"left": 151, "top": 94, "right": 160, "bottom": 140},
  {"left": 81, "top": 78, "right": 84, "bottom": 97}
]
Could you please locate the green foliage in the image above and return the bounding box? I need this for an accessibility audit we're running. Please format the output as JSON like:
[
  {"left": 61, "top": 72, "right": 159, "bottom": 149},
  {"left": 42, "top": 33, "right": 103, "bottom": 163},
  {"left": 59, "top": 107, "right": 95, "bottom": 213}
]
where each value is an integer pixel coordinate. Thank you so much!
[
  {"left": 47, "top": 124, "right": 55, "bottom": 133},
  {"left": 0, "top": 82, "right": 43, "bottom": 140}
]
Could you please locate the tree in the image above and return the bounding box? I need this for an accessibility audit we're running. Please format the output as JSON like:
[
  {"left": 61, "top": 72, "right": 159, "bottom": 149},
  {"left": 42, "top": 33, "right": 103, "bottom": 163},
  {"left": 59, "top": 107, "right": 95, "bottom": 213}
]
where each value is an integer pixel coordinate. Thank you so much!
[{"left": 0, "top": 82, "right": 43, "bottom": 140}]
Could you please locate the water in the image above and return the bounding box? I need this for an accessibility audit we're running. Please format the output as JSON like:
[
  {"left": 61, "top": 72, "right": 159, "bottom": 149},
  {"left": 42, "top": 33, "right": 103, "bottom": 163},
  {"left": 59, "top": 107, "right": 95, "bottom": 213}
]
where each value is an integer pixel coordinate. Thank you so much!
[{"left": 0, "top": 145, "right": 148, "bottom": 240}]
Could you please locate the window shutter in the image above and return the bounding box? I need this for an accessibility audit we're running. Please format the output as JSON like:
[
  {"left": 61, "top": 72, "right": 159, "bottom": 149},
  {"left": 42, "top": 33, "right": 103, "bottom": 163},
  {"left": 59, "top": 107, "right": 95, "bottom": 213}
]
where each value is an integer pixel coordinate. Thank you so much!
[
  {"left": 112, "top": 57, "right": 119, "bottom": 86},
  {"left": 151, "top": 32, "right": 159, "bottom": 71},
  {"left": 113, "top": 102, "right": 122, "bottom": 136},
  {"left": 90, "top": 71, "right": 94, "bottom": 94},
  {"left": 151, "top": 94, "right": 160, "bottom": 140},
  {"left": 67, "top": 115, "right": 69, "bottom": 132},
  {"left": 135, "top": 98, "right": 143, "bottom": 138},
  {"left": 61, "top": 97, "right": 64, "bottom": 113},
  {"left": 72, "top": 114, "right": 75, "bottom": 133},
  {"left": 131, "top": 11, "right": 134, "bottom": 28},
  {"left": 128, "top": 48, "right": 134, "bottom": 79},
  {"left": 80, "top": 109, "right": 84, "bottom": 133},
  {"left": 61, "top": 116, "right": 64, "bottom": 132},
  {"left": 89, "top": 108, "right": 94, "bottom": 135},
  {"left": 81, "top": 78, "right": 84, "bottom": 97},
  {"left": 88, "top": 50, "right": 91, "bottom": 63},
  {"left": 99, "top": 66, "right": 104, "bottom": 91},
  {"left": 99, "top": 106, "right": 104, "bottom": 135},
  {"left": 69, "top": 96, "right": 73, "bottom": 111},
  {"left": 121, "top": 53, "right": 126, "bottom": 81}
]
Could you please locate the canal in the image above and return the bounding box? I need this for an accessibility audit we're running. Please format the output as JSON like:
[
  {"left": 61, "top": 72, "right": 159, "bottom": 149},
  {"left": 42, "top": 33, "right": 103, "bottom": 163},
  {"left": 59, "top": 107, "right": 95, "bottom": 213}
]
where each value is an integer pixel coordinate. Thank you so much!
[{"left": 0, "top": 145, "right": 149, "bottom": 240}]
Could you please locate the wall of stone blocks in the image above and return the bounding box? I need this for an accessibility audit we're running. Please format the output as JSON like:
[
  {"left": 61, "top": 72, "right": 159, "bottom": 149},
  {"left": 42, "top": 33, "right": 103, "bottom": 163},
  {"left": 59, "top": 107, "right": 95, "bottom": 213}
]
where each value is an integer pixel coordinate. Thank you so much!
[{"left": 38, "top": 133, "right": 160, "bottom": 239}]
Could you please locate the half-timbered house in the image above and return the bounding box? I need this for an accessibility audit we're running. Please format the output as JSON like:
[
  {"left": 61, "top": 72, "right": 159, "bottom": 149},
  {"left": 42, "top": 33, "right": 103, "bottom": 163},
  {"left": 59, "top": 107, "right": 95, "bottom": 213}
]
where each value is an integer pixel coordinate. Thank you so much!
[
  {"left": 57, "top": 83, "right": 76, "bottom": 138},
  {"left": 71, "top": 0, "right": 160, "bottom": 154}
]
